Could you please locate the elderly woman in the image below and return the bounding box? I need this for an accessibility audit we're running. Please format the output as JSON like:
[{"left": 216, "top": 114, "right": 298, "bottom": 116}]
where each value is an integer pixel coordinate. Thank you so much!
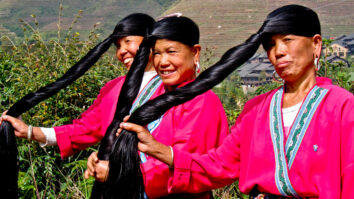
[
  {"left": 0, "top": 13, "right": 159, "bottom": 157},
  {"left": 85, "top": 16, "right": 229, "bottom": 199},
  {"left": 0, "top": 13, "right": 161, "bottom": 197},
  {"left": 119, "top": 5, "right": 353, "bottom": 198}
]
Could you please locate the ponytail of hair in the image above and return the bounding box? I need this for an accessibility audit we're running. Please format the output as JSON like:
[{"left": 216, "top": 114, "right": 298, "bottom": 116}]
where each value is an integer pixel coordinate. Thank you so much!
[
  {"left": 105, "top": 5, "right": 321, "bottom": 197},
  {"left": 105, "top": 33, "right": 262, "bottom": 198},
  {"left": 91, "top": 39, "right": 151, "bottom": 199},
  {"left": 0, "top": 34, "right": 116, "bottom": 197}
]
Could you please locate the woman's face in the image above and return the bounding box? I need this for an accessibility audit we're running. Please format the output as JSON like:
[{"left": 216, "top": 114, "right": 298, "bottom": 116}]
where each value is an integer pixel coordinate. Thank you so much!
[
  {"left": 266, "top": 34, "right": 321, "bottom": 83},
  {"left": 116, "top": 36, "right": 144, "bottom": 69},
  {"left": 153, "top": 39, "right": 200, "bottom": 91}
]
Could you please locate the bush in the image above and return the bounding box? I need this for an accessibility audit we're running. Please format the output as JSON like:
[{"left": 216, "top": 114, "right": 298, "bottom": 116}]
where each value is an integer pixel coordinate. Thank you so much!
[{"left": 1, "top": 9, "right": 124, "bottom": 198}]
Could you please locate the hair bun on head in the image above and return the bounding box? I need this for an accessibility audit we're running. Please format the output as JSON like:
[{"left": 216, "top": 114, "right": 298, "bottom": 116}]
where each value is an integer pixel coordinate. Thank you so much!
[
  {"left": 112, "top": 13, "right": 155, "bottom": 38},
  {"left": 259, "top": 4, "right": 321, "bottom": 50}
]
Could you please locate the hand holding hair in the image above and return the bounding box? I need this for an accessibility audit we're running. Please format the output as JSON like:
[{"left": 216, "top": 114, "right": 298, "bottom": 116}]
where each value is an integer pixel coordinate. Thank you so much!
[
  {"left": 1, "top": 114, "right": 27, "bottom": 139},
  {"left": 85, "top": 152, "right": 109, "bottom": 182},
  {"left": 120, "top": 121, "right": 173, "bottom": 167},
  {"left": 0, "top": 114, "right": 46, "bottom": 142}
]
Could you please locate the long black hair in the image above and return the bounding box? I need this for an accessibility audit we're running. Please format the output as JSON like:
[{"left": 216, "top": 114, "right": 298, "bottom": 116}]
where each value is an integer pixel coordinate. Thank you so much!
[
  {"left": 0, "top": 13, "right": 155, "bottom": 198},
  {"left": 104, "top": 16, "right": 200, "bottom": 199},
  {"left": 105, "top": 5, "right": 321, "bottom": 199}
]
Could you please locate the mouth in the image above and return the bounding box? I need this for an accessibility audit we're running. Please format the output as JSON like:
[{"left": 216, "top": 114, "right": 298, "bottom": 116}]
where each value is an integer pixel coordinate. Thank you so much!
[
  {"left": 276, "top": 61, "right": 290, "bottom": 68},
  {"left": 123, "top": 58, "right": 133, "bottom": 65},
  {"left": 159, "top": 70, "right": 176, "bottom": 76}
]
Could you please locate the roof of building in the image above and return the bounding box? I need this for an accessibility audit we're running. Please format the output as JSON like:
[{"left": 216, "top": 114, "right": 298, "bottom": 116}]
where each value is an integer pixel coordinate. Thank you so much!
[
  {"left": 332, "top": 33, "right": 354, "bottom": 48},
  {"left": 326, "top": 55, "right": 350, "bottom": 67},
  {"left": 237, "top": 53, "right": 275, "bottom": 78}
]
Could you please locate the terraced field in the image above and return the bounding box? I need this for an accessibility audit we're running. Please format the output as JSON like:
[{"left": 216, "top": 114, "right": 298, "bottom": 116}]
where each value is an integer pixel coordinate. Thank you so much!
[
  {"left": 1, "top": 0, "right": 353, "bottom": 60},
  {"left": 165, "top": 0, "right": 354, "bottom": 59}
]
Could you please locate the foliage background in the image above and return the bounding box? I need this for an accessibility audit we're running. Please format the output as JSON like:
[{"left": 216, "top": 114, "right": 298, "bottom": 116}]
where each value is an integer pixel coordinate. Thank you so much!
[
  {"left": 1, "top": 11, "right": 125, "bottom": 198},
  {"left": 1, "top": 7, "right": 353, "bottom": 199}
]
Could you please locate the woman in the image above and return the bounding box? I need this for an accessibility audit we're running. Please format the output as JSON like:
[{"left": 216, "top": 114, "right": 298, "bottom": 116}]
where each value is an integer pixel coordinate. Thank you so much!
[
  {"left": 0, "top": 13, "right": 158, "bottom": 157},
  {"left": 0, "top": 13, "right": 164, "bottom": 198},
  {"left": 85, "top": 15, "right": 229, "bottom": 199},
  {"left": 119, "top": 5, "right": 353, "bottom": 198}
]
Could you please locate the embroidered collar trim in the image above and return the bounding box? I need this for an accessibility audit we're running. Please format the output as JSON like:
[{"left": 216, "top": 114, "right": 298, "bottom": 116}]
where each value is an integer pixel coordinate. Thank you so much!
[{"left": 269, "top": 86, "right": 328, "bottom": 197}]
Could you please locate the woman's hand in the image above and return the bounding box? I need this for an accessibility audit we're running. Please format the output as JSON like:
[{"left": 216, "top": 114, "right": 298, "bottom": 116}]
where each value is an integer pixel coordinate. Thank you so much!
[
  {"left": 84, "top": 152, "right": 109, "bottom": 182},
  {"left": 0, "top": 111, "right": 29, "bottom": 139},
  {"left": 118, "top": 116, "right": 174, "bottom": 167}
]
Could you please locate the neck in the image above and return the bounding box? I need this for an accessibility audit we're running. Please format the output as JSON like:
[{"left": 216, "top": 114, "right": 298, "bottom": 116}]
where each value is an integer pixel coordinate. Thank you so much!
[
  {"left": 284, "top": 70, "right": 316, "bottom": 94},
  {"left": 283, "top": 69, "right": 317, "bottom": 108},
  {"left": 164, "top": 75, "right": 196, "bottom": 92}
]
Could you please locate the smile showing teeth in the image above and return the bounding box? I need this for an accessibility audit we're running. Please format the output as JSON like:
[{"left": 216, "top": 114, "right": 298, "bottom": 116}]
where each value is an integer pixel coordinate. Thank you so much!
[
  {"left": 161, "top": 71, "right": 175, "bottom": 75},
  {"left": 124, "top": 58, "right": 133, "bottom": 64}
]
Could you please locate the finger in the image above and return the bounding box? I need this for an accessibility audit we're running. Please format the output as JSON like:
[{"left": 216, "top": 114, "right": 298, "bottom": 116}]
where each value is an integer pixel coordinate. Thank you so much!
[
  {"left": 2, "top": 115, "right": 17, "bottom": 124},
  {"left": 87, "top": 157, "right": 96, "bottom": 173},
  {"left": 95, "top": 161, "right": 109, "bottom": 182},
  {"left": 123, "top": 115, "right": 130, "bottom": 122},
  {"left": 121, "top": 122, "right": 147, "bottom": 134},
  {"left": 92, "top": 152, "right": 99, "bottom": 163},
  {"left": 116, "top": 127, "right": 123, "bottom": 136},
  {"left": 84, "top": 169, "right": 90, "bottom": 179},
  {"left": 1, "top": 110, "right": 8, "bottom": 117}
]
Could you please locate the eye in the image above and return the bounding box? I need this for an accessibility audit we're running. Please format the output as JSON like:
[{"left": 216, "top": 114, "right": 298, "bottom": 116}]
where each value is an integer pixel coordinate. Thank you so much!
[
  {"left": 168, "top": 50, "right": 176, "bottom": 54},
  {"left": 283, "top": 37, "right": 292, "bottom": 42},
  {"left": 153, "top": 51, "right": 160, "bottom": 55},
  {"left": 265, "top": 41, "right": 275, "bottom": 50}
]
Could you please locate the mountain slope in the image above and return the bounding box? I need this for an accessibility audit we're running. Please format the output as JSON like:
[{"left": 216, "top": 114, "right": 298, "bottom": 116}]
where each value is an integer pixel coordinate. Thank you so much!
[
  {"left": 0, "top": 0, "right": 177, "bottom": 38},
  {"left": 1, "top": 0, "right": 353, "bottom": 60},
  {"left": 165, "top": 0, "right": 354, "bottom": 58}
]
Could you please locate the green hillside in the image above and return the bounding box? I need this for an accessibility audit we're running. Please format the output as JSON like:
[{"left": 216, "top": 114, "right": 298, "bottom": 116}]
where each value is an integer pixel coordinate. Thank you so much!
[
  {"left": 0, "top": 0, "right": 177, "bottom": 38},
  {"left": 1, "top": 0, "right": 353, "bottom": 59},
  {"left": 165, "top": 0, "right": 354, "bottom": 59}
]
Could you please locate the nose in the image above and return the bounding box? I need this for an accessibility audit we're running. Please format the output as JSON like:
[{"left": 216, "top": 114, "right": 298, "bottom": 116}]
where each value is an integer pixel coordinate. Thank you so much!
[
  {"left": 274, "top": 41, "right": 286, "bottom": 59},
  {"left": 159, "top": 54, "right": 170, "bottom": 68},
  {"left": 117, "top": 46, "right": 128, "bottom": 57}
]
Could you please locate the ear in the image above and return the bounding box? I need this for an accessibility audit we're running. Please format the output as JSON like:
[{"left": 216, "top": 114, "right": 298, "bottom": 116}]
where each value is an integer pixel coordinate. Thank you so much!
[
  {"left": 192, "top": 44, "right": 201, "bottom": 63},
  {"left": 312, "top": 34, "right": 322, "bottom": 58}
]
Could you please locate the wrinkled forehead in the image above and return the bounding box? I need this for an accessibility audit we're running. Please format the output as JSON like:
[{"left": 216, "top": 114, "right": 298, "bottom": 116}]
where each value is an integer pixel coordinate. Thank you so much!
[{"left": 148, "top": 16, "right": 200, "bottom": 47}]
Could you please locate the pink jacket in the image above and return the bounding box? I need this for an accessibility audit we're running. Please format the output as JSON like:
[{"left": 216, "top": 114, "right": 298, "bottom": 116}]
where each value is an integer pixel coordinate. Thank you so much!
[
  {"left": 168, "top": 77, "right": 354, "bottom": 198},
  {"left": 54, "top": 76, "right": 126, "bottom": 158},
  {"left": 54, "top": 76, "right": 229, "bottom": 198}
]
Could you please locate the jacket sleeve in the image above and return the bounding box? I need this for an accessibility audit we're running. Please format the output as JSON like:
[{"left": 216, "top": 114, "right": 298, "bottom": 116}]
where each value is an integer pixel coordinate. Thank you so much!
[
  {"left": 166, "top": 118, "right": 242, "bottom": 194},
  {"left": 54, "top": 77, "right": 124, "bottom": 159},
  {"left": 165, "top": 96, "right": 260, "bottom": 194},
  {"left": 340, "top": 94, "right": 354, "bottom": 198},
  {"left": 142, "top": 91, "right": 230, "bottom": 198}
]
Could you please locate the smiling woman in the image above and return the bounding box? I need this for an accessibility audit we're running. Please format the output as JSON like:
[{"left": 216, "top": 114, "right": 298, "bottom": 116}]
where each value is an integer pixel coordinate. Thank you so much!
[
  {"left": 0, "top": 13, "right": 157, "bottom": 198},
  {"left": 153, "top": 39, "right": 200, "bottom": 91},
  {"left": 90, "top": 15, "right": 230, "bottom": 199},
  {"left": 116, "top": 36, "right": 145, "bottom": 69}
]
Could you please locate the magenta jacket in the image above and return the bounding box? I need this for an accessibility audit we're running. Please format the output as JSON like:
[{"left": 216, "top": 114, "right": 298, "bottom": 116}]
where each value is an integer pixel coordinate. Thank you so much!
[
  {"left": 169, "top": 77, "right": 354, "bottom": 198},
  {"left": 54, "top": 76, "right": 229, "bottom": 198}
]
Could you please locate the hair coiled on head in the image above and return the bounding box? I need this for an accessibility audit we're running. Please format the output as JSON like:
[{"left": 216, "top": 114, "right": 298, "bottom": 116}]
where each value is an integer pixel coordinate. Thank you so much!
[{"left": 106, "top": 5, "right": 321, "bottom": 198}]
